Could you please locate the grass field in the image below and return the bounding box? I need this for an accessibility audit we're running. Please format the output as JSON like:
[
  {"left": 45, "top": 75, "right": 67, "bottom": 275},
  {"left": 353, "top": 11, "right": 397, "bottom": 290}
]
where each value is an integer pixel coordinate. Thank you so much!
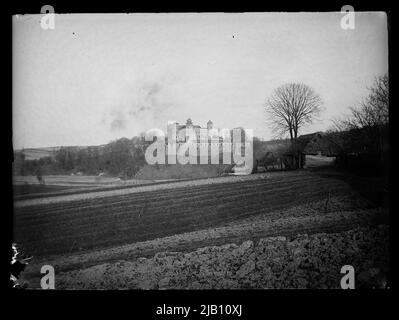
[
  {"left": 12, "top": 175, "right": 162, "bottom": 201},
  {"left": 13, "top": 175, "right": 122, "bottom": 186},
  {"left": 305, "top": 155, "right": 336, "bottom": 168},
  {"left": 13, "top": 184, "right": 76, "bottom": 197},
  {"left": 135, "top": 163, "right": 233, "bottom": 180}
]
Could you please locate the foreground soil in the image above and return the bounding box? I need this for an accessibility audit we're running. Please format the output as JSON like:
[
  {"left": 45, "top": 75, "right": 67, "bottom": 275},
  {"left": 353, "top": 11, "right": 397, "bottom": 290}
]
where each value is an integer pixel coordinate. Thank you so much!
[
  {"left": 53, "top": 225, "right": 389, "bottom": 289},
  {"left": 19, "top": 195, "right": 389, "bottom": 289}
]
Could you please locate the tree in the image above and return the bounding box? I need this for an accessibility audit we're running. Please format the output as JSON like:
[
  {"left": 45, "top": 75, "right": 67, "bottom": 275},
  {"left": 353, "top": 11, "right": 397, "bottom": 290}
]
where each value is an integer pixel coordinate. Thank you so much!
[
  {"left": 331, "top": 74, "right": 388, "bottom": 151},
  {"left": 101, "top": 137, "right": 146, "bottom": 178},
  {"left": 338, "top": 74, "right": 388, "bottom": 131},
  {"left": 330, "top": 74, "right": 389, "bottom": 168},
  {"left": 55, "top": 147, "right": 75, "bottom": 172},
  {"left": 265, "top": 83, "right": 323, "bottom": 168},
  {"left": 13, "top": 151, "right": 26, "bottom": 175}
]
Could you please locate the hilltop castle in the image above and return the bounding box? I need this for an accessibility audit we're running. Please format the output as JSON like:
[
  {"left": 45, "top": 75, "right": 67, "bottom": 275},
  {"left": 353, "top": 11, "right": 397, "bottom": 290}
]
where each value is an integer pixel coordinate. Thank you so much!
[
  {"left": 145, "top": 118, "right": 252, "bottom": 169},
  {"left": 173, "top": 118, "right": 220, "bottom": 145},
  {"left": 175, "top": 118, "right": 212, "bottom": 140}
]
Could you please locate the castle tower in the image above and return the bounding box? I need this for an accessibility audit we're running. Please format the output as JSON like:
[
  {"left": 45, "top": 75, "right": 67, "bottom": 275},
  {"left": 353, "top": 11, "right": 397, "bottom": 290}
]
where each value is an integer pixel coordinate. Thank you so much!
[{"left": 207, "top": 120, "right": 213, "bottom": 130}]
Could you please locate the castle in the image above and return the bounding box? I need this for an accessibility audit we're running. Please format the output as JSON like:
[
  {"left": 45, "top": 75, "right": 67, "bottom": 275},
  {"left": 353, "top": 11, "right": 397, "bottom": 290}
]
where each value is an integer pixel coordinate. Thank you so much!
[
  {"left": 149, "top": 118, "right": 251, "bottom": 168},
  {"left": 173, "top": 118, "right": 223, "bottom": 145}
]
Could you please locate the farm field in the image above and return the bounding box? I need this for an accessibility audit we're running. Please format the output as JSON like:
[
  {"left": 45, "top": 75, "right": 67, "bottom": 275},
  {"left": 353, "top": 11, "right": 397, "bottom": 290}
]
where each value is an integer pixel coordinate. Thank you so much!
[
  {"left": 13, "top": 184, "right": 76, "bottom": 197},
  {"left": 13, "top": 175, "right": 166, "bottom": 201},
  {"left": 13, "top": 168, "right": 389, "bottom": 288},
  {"left": 13, "top": 174, "right": 123, "bottom": 186},
  {"left": 14, "top": 169, "right": 355, "bottom": 256},
  {"left": 305, "top": 155, "right": 336, "bottom": 168}
]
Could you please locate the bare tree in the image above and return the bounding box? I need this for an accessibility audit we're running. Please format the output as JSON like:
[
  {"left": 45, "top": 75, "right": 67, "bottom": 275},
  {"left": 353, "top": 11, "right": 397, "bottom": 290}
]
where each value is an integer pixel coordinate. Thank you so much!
[
  {"left": 330, "top": 74, "right": 389, "bottom": 160},
  {"left": 265, "top": 83, "right": 323, "bottom": 168},
  {"left": 339, "top": 74, "right": 389, "bottom": 130}
]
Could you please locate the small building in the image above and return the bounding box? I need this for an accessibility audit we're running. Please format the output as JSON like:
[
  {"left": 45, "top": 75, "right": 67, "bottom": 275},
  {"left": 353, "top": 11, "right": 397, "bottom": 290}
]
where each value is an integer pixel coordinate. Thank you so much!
[
  {"left": 299, "top": 132, "right": 339, "bottom": 157},
  {"left": 282, "top": 151, "right": 306, "bottom": 169},
  {"left": 254, "top": 132, "right": 338, "bottom": 171}
]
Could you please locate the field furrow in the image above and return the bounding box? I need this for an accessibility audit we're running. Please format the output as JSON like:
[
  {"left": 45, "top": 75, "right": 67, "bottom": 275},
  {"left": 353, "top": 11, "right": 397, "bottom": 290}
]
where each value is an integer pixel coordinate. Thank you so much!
[{"left": 13, "top": 171, "right": 356, "bottom": 257}]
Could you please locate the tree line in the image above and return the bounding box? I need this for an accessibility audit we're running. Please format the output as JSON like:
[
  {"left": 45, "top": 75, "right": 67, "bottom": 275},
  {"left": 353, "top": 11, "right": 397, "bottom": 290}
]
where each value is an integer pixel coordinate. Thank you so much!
[
  {"left": 13, "top": 136, "right": 150, "bottom": 179},
  {"left": 264, "top": 74, "right": 389, "bottom": 172},
  {"left": 329, "top": 74, "right": 389, "bottom": 173}
]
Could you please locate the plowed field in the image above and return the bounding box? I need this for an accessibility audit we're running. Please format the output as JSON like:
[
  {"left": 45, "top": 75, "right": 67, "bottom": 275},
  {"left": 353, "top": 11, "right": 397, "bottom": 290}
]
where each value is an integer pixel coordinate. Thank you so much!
[{"left": 14, "top": 170, "right": 363, "bottom": 258}]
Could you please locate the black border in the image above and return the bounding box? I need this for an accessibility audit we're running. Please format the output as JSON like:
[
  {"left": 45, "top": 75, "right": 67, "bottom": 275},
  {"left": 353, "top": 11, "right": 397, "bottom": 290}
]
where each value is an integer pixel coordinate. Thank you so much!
[
  {"left": 3, "top": 1, "right": 395, "bottom": 317},
  {"left": 3, "top": 1, "right": 395, "bottom": 13}
]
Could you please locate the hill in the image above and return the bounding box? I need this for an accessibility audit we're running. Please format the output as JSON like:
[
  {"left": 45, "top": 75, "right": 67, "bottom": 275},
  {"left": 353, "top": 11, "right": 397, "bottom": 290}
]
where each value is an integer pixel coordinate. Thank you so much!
[
  {"left": 17, "top": 147, "right": 61, "bottom": 160},
  {"left": 135, "top": 163, "right": 233, "bottom": 180}
]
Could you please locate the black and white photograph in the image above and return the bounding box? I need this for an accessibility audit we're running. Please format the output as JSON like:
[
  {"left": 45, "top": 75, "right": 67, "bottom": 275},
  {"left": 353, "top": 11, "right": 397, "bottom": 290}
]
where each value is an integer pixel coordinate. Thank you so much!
[{"left": 11, "top": 9, "right": 390, "bottom": 293}]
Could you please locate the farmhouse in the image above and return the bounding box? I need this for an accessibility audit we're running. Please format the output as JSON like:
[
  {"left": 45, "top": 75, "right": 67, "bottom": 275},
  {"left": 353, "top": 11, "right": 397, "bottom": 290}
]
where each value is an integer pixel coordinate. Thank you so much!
[
  {"left": 255, "top": 132, "right": 338, "bottom": 171},
  {"left": 284, "top": 133, "right": 339, "bottom": 168},
  {"left": 299, "top": 132, "right": 339, "bottom": 157}
]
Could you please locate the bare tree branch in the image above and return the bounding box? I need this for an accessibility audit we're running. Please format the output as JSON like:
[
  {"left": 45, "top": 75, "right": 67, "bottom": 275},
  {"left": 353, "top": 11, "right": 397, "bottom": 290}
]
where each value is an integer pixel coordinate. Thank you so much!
[
  {"left": 265, "top": 83, "right": 323, "bottom": 142},
  {"left": 265, "top": 83, "right": 323, "bottom": 168}
]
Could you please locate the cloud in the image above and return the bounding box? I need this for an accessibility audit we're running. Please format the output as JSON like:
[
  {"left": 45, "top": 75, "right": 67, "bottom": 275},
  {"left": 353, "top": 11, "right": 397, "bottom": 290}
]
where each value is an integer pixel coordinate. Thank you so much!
[
  {"left": 146, "top": 83, "right": 161, "bottom": 98},
  {"left": 110, "top": 117, "right": 126, "bottom": 131},
  {"left": 105, "top": 110, "right": 127, "bottom": 131},
  {"left": 127, "top": 83, "right": 163, "bottom": 118},
  {"left": 104, "top": 80, "right": 176, "bottom": 134}
]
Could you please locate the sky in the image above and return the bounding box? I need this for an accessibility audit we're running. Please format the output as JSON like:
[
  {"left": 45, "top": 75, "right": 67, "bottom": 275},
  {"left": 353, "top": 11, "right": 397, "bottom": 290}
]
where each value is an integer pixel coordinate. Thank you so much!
[{"left": 12, "top": 12, "right": 388, "bottom": 149}]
